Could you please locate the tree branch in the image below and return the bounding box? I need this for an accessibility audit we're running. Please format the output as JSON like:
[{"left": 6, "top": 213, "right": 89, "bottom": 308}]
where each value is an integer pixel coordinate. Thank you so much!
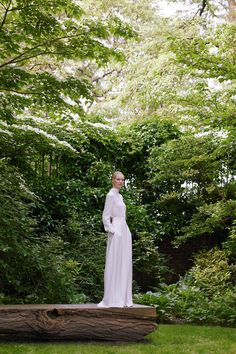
[
  {"left": 0, "top": 0, "right": 12, "bottom": 30},
  {"left": 198, "top": 0, "right": 207, "bottom": 16},
  {"left": 92, "top": 69, "right": 121, "bottom": 83},
  {"left": 0, "top": 88, "right": 41, "bottom": 95},
  {"left": 0, "top": 34, "right": 79, "bottom": 68},
  {"left": 93, "top": 87, "right": 113, "bottom": 98},
  {"left": 0, "top": 2, "right": 7, "bottom": 9},
  {"left": 9, "top": 51, "right": 66, "bottom": 65},
  {"left": 7, "top": 4, "right": 35, "bottom": 12},
  {"left": 29, "top": 63, "right": 57, "bottom": 71}
]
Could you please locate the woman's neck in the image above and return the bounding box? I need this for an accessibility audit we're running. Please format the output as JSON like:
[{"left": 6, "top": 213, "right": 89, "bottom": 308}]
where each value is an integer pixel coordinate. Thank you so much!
[{"left": 111, "top": 187, "right": 120, "bottom": 192}]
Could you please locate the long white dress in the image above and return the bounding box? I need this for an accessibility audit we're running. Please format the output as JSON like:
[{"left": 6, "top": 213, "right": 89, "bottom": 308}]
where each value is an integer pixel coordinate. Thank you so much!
[{"left": 98, "top": 187, "right": 133, "bottom": 307}]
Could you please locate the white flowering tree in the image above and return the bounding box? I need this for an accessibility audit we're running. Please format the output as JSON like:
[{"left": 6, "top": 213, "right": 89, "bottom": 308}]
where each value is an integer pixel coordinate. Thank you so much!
[
  {"left": 0, "top": 0, "right": 135, "bottom": 303},
  {"left": 0, "top": 0, "right": 134, "bottom": 158}
]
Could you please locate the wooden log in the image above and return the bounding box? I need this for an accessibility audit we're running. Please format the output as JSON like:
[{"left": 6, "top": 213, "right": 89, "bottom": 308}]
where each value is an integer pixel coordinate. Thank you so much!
[{"left": 0, "top": 304, "right": 157, "bottom": 341}]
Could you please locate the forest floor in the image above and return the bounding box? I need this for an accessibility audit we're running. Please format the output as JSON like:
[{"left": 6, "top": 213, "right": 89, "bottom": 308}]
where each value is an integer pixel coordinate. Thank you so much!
[{"left": 0, "top": 324, "right": 235, "bottom": 354}]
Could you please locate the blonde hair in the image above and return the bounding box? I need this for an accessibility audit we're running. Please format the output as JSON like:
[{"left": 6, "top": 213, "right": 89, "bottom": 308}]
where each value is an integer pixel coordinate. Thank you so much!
[{"left": 112, "top": 171, "right": 124, "bottom": 180}]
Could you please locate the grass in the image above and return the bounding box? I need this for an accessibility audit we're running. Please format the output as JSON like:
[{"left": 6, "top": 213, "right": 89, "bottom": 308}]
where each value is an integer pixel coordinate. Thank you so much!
[{"left": 0, "top": 324, "right": 235, "bottom": 354}]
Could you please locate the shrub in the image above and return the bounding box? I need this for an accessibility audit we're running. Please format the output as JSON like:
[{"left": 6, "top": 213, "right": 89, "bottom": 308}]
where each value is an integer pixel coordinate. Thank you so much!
[
  {"left": 188, "top": 248, "right": 236, "bottom": 296},
  {"left": 134, "top": 248, "right": 236, "bottom": 326}
]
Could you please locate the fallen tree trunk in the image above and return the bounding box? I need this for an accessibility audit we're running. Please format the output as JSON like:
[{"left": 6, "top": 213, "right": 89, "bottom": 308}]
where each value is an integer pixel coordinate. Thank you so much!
[{"left": 0, "top": 304, "right": 157, "bottom": 341}]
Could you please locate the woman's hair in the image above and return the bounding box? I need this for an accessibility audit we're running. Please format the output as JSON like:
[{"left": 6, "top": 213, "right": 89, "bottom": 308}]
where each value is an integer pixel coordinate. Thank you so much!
[{"left": 112, "top": 171, "right": 124, "bottom": 179}]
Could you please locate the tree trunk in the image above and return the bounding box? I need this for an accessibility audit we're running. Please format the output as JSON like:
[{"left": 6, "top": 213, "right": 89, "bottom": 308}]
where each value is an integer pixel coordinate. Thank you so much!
[
  {"left": 227, "top": 0, "right": 236, "bottom": 22},
  {"left": 0, "top": 304, "right": 157, "bottom": 341}
]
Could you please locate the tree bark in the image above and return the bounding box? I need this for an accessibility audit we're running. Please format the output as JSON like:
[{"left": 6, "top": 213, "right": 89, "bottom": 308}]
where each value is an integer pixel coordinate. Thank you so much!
[
  {"left": 227, "top": 0, "right": 236, "bottom": 22},
  {"left": 0, "top": 304, "right": 157, "bottom": 341}
]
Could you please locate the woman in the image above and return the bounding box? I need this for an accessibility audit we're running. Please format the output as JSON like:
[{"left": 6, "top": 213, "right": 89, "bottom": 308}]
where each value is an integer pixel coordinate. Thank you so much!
[{"left": 98, "top": 171, "right": 133, "bottom": 307}]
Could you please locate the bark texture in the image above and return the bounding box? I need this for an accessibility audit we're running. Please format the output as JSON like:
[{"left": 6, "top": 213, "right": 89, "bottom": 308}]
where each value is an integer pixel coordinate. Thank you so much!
[{"left": 0, "top": 304, "right": 157, "bottom": 341}]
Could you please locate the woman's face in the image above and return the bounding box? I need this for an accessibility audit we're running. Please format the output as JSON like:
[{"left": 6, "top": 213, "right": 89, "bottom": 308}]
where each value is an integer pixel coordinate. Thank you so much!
[{"left": 112, "top": 173, "right": 125, "bottom": 189}]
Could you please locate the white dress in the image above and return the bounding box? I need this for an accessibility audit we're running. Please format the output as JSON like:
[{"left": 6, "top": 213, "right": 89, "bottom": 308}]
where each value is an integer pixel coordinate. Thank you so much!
[{"left": 98, "top": 187, "right": 133, "bottom": 307}]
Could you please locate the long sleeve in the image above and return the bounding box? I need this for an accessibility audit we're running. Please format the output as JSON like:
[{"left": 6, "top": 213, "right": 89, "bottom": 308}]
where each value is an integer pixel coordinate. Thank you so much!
[{"left": 102, "top": 194, "right": 115, "bottom": 234}]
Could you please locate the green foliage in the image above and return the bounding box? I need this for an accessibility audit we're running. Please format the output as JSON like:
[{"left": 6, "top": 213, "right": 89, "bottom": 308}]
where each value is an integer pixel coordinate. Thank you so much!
[
  {"left": 119, "top": 118, "right": 180, "bottom": 188},
  {"left": 135, "top": 248, "right": 236, "bottom": 326},
  {"left": 0, "top": 0, "right": 135, "bottom": 121},
  {"left": 0, "top": 0, "right": 235, "bottom": 308},
  {"left": 148, "top": 132, "right": 236, "bottom": 246},
  {"left": 224, "top": 221, "right": 236, "bottom": 257},
  {"left": 149, "top": 134, "right": 223, "bottom": 191},
  {"left": 179, "top": 200, "right": 236, "bottom": 244},
  {"left": 188, "top": 248, "right": 236, "bottom": 295},
  {"left": 0, "top": 0, "right": 135, "bottom": 194},
  {"left": 168, "top": 22, "right": 236, "bottom": 131},
  {"left": 0, "top": 0, "right": 133, "bottom": 304},
  {"left": 171, "top": 24, "right": 236, "bottom": 82},
  {"left": 0, "top": 109, "right": 124, "bottom": 303},
  {"left": 0, "top": 160, "right": 37, "bottom": 296},
  {"left": 133, "top": 231, "right": 169, "bottom": 290},
  {"left": 0, "top": 159, "right": 86, "bottom": 304},
  {"left": 25, "top": 236, "right": 86, "bottom": 304},
  {"left": 53, "top": 214, "right": 106, "bottom": 302},
  {"left": 135, "top": 281, "right": 236, "bottom": 326}
]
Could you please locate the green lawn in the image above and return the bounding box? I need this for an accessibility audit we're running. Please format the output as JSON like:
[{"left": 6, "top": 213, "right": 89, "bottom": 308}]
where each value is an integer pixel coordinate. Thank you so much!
[{"left": 0, "top": 324, "right": 235, "bottom": 354}]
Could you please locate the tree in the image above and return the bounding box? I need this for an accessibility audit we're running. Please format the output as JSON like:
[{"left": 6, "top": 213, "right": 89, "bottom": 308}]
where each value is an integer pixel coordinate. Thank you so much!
[
  {"left": 169, "top": 22, "right": 236, "bottom": 132},
  {"left": 83, "top": 0, "right": 191, "bottom": 121},
  {"left": 0, "top": 0, "right": 135, "bottom": 120},
  {"left": 0, "top": 0, "right": 135, "bottom": 165},
  {"left": 0, "top": 0, "right": 136, "bottom": 303}
]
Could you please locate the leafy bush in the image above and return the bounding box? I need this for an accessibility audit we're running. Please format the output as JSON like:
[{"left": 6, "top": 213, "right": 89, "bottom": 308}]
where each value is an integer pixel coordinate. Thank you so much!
[
  {"left": 135, "top": 283, "right": 236, "bottom": 326},
  {"left": 0, "top": 160, "right": 86, "bottom": 304},
  {"left": 0, "top": 160, "right": 37, "bottom": 300},
  {"left": 26, "top": 236, "right": 86, "bottom": 304},
  {"left": 188, "top": 248, "right": 236, "bottom": 296},
  {"left": 52, "top": 212, "right": 106, "bottom": 302},
  {"left": 133, "top": 231, "right": 169, "bottom": 291},
  {"left": 134, "top": 248, "right": 236, "bottom": 326}
]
